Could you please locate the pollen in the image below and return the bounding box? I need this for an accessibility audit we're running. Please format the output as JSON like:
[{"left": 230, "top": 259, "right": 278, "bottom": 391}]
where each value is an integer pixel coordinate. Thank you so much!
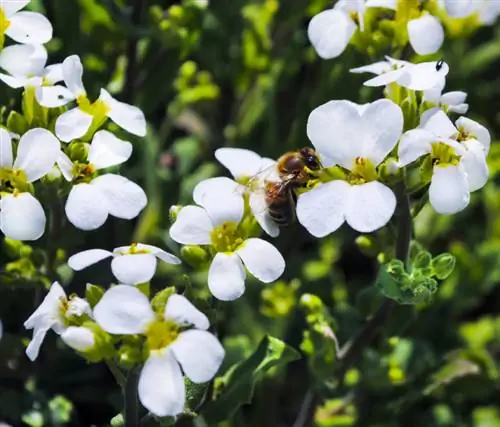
[
  {"left": 145, "top": 318, "right": 180, "bottom": 351},
  {"left": 210, "top": 221, "right": 245, "bottom": 253},
  {"left": 431, "top": 142, "right": 461, "bottom": 167},
  {"left": 347, "top": 157, "right": 378, "bottom": 185}
]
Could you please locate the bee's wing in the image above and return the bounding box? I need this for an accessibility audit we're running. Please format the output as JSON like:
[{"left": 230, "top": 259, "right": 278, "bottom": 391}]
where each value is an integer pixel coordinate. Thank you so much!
[{"left": 244, "top": 160, "right": 279, "bottom": 192}]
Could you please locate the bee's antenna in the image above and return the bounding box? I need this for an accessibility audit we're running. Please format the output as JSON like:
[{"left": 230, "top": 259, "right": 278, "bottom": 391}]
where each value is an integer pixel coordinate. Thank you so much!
[{"left": 436, "top": 59, "right": 444, "bottom": 71}]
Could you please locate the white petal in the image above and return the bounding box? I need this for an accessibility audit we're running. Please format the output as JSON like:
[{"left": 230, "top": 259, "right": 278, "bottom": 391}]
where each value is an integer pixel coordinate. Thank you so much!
[
  {"left": 366, "top": 0, "right": 396, "bottom": 9},
  {"left": 61, "top": 326, "right": 94, "bottom": 351},
  {"left": 455, "top": 116, "right": 491, "bottom": 153},
  {"left": 360, "top": 99, "right": 403, "bottom": 166},
  {"left": 407, "top": 15, "right": 444, "bottom": 55},
  {"left": 421, "top": 109, "right": 457, "bottom": 138},
  {"left": 138, "top": 350, "right": 185, "bottom": 417},
  {"left": 461, "top": 139, "right": 489, "bottom": 192},
  {"left": 55, "top": 108, "right": 93, "bottom": 142},
  {"left": 62, "top": 55, "right": 85, "bottom": 97},
  {"left": 171, "top": 330, "right": 224, "bottom": 383},
  {"left": 0, "top": 127, "right": 13, "bottom": 168},
  {"left": 398, "top": 129, "right": 434, "bottom": 166},
  {"left": 249, "top": 192, "right": 280, "bottom": 238},
  {"left": 363, "top": 68, "right": 406, "bottom": 87},
  {"left": 1, "top": 0, "right": 30, "bottom": 16},
  {"left": 65, "top": 184, "right": 109, "bottom": 230},
  {"left": 430, "top": 164, "right": 470, "bottom": 214},
  {"left": 100, "top": 89, "right": 146, "bottom": 137},
  {"left": 26, "top": 326, "right": 50, "bottom": 361},
  {"left": 345, "top": 182, "right": 396, "bottom": 232},
  {"left": 13, "top": 128, "right": 60, "bottom": 182},
  {"left": 0, "top": 72, "right": 27, "bottom": 88},
  {"left": 307, "top": 9, "right": 356, "bottom": 59},
  {"left": 68, "top": 249, "right": 113, "bottom": 271},
  {"left": 0, "top": 193, "right": 46, "bottom": 240},
  {"left": 208, "top": 252, "right": 246, "bottom": 301},
  {"left": 0, "top": 44, "right": 46, "bottom": 77},
  {"left": 24, "top": 282, "right": 65, "bottom": 330},
  {"left": 90, "top": 174, "right": 147, "bottom": 220},
  {"left": 399, "top": 61, "right": 449, "bottom": 91},
  {"left": 296, "top": 181, "right": 349, "bottom": 238},
  {"left": 441, "top": 91, "right": 467, "bottom": 107},
  {"left": 193, "top": 177, "right": 240, "bottom": 206},
  {"left": 448, "top": 103, "right": 469, "bottom": 115},
  {"left": 36, "top": 85, "right": 75, "bottom": 108},
  {"left": 350, "top": 61, "right": 391, "bottom": 75},
  {"left": 197, "top": 191, "right": 244, "bottom": 228},
  {"left": 130, "top": 243, "right": 181, "bottom": 265},
  {"left": 236, "top": 238, "right": 285, "bottom": 283},
  {"left": 111, "top": 254, "right": 157, "bottom": 285},
  {"left": 214, "top": 148, "right": 264, "bottom": 179},
  {"left": 5, "top": 12, "right": 53, "bottom": 45},
  {"left": 88, "top": 130, "right": 132, "bottom": 169},
  {"left": 164, "top": 294, "right": 209, "bottom": 330},
  {"left": 94, "top": 285, "right": 155, "bottom": 334},
  {"left": 43, "top": 63, "right": 64, "bottom": 85},
  {"left": 169, "top": 205, "right": 213, "bottom": 245},
  {"left": 56, "top": 151, "right": 74, "bottom": 181},
  {"left": 444, "top": 0, "right": 475, "bottom": 17},
  {"left": 307, "top": 100, "right": 363, "bottom": 169}
]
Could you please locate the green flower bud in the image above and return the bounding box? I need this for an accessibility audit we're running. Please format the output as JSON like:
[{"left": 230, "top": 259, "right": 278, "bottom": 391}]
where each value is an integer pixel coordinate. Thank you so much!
[
  {"left": 151, "top": 286, "right": 176, "bottom": 315},
  {"left": 2, "top": 237, "right": 25, "bottom": 257},
  {"left": 413, "top": 250, "right": 432, "bottom": 270},
  {"left": 355, "top": 235, "right": 379, "bottom": 257},
  {"left": 386, "top": 259, "right": 406, "bottom": 283},
  {"left": 68, "top": 142, "right": 88, "bottom": 162},
  {"left": 432, "top": 253, "right": 456, "bottom": 280},
  {"left": 5, "top": 111, "right": 28, "bottom": 135},
  {"left": 85, "top": 283, "right": 105, "bottom": 308},
  {"left": 181, "top": 245, "right": 209, "bottom": 268},
  {"left": 169, "top": 205, "right": 183, "bottom": 222},
  {"left": 110, "top": 414, "right": 124, "bottom": 427}
]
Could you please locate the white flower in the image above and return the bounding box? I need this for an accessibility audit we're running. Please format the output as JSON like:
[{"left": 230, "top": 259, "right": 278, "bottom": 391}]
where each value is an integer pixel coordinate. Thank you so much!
[
  {"left": 0, "top": 0, "right": 53, "bottom": 45},
  {"left": 423, "top": 80, "right": 468, "bottom": 115},
  {"left": 0, "top": 44, "right": 62, "bottom": 89},
  {"left": 398, "top": 109, "right": 489, "bottom": 214},
  {"left": 0, "top": 128, "right": 60, "bottom": 240},
  {"left": 406, "top": 14, "right": 444, "bottom": 55},
  {"left": 36, "top": 55, "right": 147, "bottom": 142},
  {"left": 56, "top": 130, "right": 147, "bottom": 230},
  {"left": 443, "top": 0, "right": 500, "bottom": 24},
  {"left": 68, "top": 243, "right": 181, "bottom": 285},
  {"left": 169, "top": 191, "right": 285, "bottom": 301},
  {"left": 24, "top": 281, "right": 92, "bottom": 360},
  {"left": 94, "top": 285, "right": 224, "bottom": 417},
  {"left": 351, "top": 57, "right": 449, "bottom": 91},
  {"left": 296, "top": 99, "right": 403, "bottom": 237}
]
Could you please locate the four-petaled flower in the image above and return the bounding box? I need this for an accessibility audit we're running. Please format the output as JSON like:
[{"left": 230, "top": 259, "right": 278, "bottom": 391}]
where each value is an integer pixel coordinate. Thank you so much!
[
  {"left": 94, "top": 285, "right": 225, "bottom": 417},
  {"left": 170, "top": 190, "right": 285, "bottom": 301},
  {"left": 68, "top": 243, "right": 181, "bottom": 285},
  {"left": 297, "top": 99, "right": 403, "bottom": 237}
]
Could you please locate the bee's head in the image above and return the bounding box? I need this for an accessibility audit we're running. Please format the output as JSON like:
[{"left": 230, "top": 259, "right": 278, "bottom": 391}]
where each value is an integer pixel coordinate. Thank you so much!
[{"left": 299, "top": 147, "right": 321, "bottom": 170}]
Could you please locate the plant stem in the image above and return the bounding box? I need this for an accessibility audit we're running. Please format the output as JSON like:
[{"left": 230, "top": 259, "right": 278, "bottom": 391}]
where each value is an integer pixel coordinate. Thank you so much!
[
  {"left": 124, "top": 368, "right": 140, "bottom": 427},
  {"left": 106, "top": 360, "right": 126, "bottom": 389}
]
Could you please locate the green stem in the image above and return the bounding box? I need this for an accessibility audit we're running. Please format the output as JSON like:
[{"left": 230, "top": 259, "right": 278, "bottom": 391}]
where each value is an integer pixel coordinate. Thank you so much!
[
  {"left": 124, "top": 368, "right": 140, "bottom": 427},
  {"left": 106, "top": 360, "right": 126, "bottom": 389}
]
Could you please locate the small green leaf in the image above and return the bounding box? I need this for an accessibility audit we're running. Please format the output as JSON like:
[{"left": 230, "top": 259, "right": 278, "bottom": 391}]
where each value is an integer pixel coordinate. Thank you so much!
[{"left": 201, "top": 335, "right": 300, "bottom": 423}]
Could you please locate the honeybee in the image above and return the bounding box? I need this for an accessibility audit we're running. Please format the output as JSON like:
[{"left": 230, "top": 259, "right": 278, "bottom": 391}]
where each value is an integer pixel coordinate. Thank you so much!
[{"left": 258, "top": 148, "right": 322, "bottom": 226}]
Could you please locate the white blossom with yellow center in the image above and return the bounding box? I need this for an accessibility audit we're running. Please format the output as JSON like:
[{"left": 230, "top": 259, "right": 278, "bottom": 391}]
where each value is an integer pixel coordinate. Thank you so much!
[{"left": 297, "top": 99, "right": 403, "bottom": 237}]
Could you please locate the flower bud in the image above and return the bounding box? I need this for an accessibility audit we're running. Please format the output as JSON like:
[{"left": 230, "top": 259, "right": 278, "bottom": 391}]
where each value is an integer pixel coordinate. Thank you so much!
[
  {"left": 61, "top": 326, "right": 95, "bottom": 352},
  {"left": 181, "top": 245, "right": 209, "bottom": 268},
  {"left": 151, "top": 286, "right": 176, "bottom": 314},
  {"left": 169, "top": 205, "right": 183, "bottom": 222},
  {"left": 85, "top": 283, "right": 105, "bottom": 308},
  {"left": 355, "top": 235, "right": 379, "bottom": 257},
  {"left": 412, "top": 250, "right": 432, "bottom": 270},
  {"left": 432, "top": 253, "right": 456, "bottom": 280}
]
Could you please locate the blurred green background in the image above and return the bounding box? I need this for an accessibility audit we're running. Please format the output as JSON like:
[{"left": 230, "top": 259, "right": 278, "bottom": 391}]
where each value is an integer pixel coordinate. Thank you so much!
[{"left": 1, "top": 0, "right": 500, "bottom": 426}]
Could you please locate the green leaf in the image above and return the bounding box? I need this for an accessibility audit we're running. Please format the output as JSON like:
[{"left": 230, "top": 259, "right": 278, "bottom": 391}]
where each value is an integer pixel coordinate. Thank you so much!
[{"left": 201, "top": 335, "right": 300, "bottom": 423}]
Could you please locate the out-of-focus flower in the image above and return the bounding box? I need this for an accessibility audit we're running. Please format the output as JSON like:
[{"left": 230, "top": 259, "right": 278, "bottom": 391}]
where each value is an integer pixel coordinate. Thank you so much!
[
  {"left": 0, "top": 128, "right": 60, "bottom": 240},
  {"left": 423, "top": 79, "right": 468, "bottom": 115},
  {"left": 0, "top": 0, "right": 53, "bottom": 45},
  {"left": 94, "top": 286, "right": 224, "bottom": 417},
  {"left": 68, "top": 243, "right": 181, "bottom": 285},
  {"left": 398, "top": 109, "right": 489, "bottom": 214},
  {"left": 169, "top": 189, "right": 285, "bottom": 301},
  {"left": 297, "top": 99, "right": 403, "bottom": 237},
  {"left": 443, "top": 0, "right": 500, "bottom": 24}
]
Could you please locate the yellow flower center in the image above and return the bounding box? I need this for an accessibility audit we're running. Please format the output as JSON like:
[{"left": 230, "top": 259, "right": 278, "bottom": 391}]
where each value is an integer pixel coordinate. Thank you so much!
[
  {"left": 210, "top": 221, "right": 245, "bottom": 253},
  {"left": 0, "top": 168, "right": 30, "bottom": 193},
  {"left": 0, "top": 8, "right": 10, "bottom": 34},
  {"left": 431, "top": 142, "right": 461, "bottom": 167},
  {"left": 347, "top": 157, "right": 378, "bottom": 185},
  {"left": 145, "top": 318, "right": 180, "bottom": 351},
  {"left": 72, "top": 162, "right": 96, "bottom": 183}
]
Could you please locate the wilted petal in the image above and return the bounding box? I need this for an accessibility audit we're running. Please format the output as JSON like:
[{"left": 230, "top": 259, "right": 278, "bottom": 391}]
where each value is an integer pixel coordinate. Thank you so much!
[
  {"left": 61, "top": 326, "right": 95, "bottom": 352},
  {"left": 90, "top": 174, "right": 147, "bottom": 220},
  {"left": 214, "top": 148, "right": 264, "bottom": 179},
  {"left": 0, "top": 193, "right": 46, "bottom": 240},
  {"left": 55, "top": 108, "right": 93, "bottom": 142},
  {"left": 169, "top": 205, "right": 213, "bottom": 245},
  {"left": 208, "top": 252, "right": 246, "bottom": 301},
  {"left": 345, "top": 181, "right": 396, "bottom": 232},
  {"left": 100, "top": 89, "right": 147, "bottom": 137},
  {"left": 88, "top": 130, "right": 132, "bottom": 169},
  {"left": 68, "top": 249, "right": 113, "bottom": 271},
  {"left": 62, "top": 55, "right": 86, "bottom": 96},
  {"left": 111, "top": 254, "right": 157, "bottom": 285},
  {"left": 6, "top": 12, "right": 53, "bottom": 45},
  {"left": 164, "top": 294, "right": 209, "bottom": 330},
  {"left": 461, "top": 139, "right": 489, "bottom": 192},
  {"left": 138, "top": 350, "right": 185, "bottom": 417},
  {"left": 65, "top": 184, "right": 109, "bottom": 230},
  {"left": 407, "top": 15, "right": 444, "bottom": 55},
  {"left": 94, "top": 285, "right": 155, "bottom": 334},
  {"left": 171, "top": 330, "right": 224, "bottom": 383},
  {"left": 296, "top": 181, "right": 349, "bottom": 237},
  {"left": 236, "top": 238, "right": 285, "bottom": 283},
  {"left": 36, "top": 85, "right": 75, "bottom": 108},
  {"left": 398, "top": 129, "right": 434, "bottom": 166},
  {"left": 14, "top": 128, "right": 60, "bottom": 182},
  {"left": 455, "top": 116, "right": 491, "bottom": 153},
  {"left": 26, "top": 326, "right": 50, "bottom": 361},
  {"left": 429, "top": 164, "right": 470, "bottom": 214},
  {"left": 308, "top": 9, "right": 356, "bottom": 59},
  {"left": 0, "top": 128, "right": 13, "bottom": 168}
]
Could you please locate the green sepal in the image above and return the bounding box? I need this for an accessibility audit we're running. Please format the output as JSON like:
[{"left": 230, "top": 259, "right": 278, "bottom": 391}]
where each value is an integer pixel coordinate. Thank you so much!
[
  {"left": 5, "top": 111, "right": 29, "bottom": 135},
  {"left": 181, "top": 245, "right": 209, "bottom": 268},
  {"left": 151, "top": 286, "right": 176, "bottom": 315},
  {"left": 85, "top": 283, "right": 105, "bottom": 308}
]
